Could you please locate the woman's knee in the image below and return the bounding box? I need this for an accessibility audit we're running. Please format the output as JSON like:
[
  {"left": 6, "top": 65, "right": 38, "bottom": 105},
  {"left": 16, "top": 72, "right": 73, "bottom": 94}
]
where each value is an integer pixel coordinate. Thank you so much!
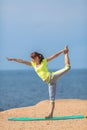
[{"left": 65, "top": 64, "right": 71, "bottom": 71}]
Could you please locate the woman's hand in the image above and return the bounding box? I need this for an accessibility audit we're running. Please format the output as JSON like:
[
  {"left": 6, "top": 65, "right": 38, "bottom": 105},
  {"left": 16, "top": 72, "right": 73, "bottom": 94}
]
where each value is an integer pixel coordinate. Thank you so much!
[{"left": 7, "top": 57, "right": 15, "bottom": 61}]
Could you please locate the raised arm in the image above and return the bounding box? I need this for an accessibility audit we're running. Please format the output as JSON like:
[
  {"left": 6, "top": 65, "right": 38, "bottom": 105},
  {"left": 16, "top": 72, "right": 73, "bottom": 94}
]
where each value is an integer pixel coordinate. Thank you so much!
[
  {"left": 7, "top": 58, "right": 32, "bottom": 66},
  {"left": 46, "top": 46, "right": 68, "bottom": 62}
]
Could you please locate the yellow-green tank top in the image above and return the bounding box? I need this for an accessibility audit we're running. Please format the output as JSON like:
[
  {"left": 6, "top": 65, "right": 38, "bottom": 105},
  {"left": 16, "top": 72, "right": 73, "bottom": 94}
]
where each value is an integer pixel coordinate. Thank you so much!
[{"left": 31, "top": 59, "right": 50, "bottom": 81}]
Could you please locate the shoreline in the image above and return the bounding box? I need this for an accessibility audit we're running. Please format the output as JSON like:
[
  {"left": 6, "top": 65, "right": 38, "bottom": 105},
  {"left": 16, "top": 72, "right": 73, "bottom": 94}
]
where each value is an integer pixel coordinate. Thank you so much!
[
  {"left": 0, "top": 99, "right": 87, "bottom": 130},
  {"left": 1, "top": 98, "right": 87, "bottom": 113}
]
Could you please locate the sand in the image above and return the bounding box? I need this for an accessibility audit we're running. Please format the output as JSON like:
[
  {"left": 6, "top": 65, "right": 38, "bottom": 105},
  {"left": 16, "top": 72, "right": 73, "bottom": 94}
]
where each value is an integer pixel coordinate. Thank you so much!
[{"left": 0, "top": 99, "right": 87, "bottom": 130}]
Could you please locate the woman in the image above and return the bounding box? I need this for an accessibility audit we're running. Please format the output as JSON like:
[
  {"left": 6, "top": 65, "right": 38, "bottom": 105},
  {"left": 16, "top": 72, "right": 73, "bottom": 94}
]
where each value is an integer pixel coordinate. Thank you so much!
[{"left": 7, "top": 46, "right": 70, "bottom": 118}]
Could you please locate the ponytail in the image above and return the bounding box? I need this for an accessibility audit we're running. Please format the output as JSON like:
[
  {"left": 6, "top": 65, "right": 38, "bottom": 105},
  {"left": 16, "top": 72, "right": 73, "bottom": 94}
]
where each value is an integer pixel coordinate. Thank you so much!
[{"left": 38, "top": 53, "right": 44, "bottom": 63}]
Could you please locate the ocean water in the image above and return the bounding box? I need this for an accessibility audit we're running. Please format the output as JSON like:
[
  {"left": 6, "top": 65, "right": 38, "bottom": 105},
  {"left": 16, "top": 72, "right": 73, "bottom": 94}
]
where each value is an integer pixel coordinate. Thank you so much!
[{"left": 0, "top": 69, "right": 87, "bottom": 111}]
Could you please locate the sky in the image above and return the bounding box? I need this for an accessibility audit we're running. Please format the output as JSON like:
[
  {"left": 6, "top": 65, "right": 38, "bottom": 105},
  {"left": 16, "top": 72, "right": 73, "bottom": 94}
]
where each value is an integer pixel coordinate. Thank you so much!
[{"left": 0, "top": 0, "right": 87, "bottom": 70}]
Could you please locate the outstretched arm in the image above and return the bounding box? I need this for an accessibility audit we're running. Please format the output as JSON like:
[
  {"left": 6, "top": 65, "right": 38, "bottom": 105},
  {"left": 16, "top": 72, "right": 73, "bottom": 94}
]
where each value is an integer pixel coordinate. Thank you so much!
[
  {"left": 7, "top": 58, "right": 32, "bottom": 66},
  {"left": 46, "top": 47, "right": 68, "bottom": 62}
]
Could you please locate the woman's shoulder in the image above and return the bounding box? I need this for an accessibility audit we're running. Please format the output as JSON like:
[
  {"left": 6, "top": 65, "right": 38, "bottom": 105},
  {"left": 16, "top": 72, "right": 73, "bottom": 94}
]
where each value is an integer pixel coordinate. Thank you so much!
[
  {"left": 42, "top": 58, "right": 48, "bottom": 63},
  {"left": 31, "top": 61, "right": 36, "bottom": 66}
]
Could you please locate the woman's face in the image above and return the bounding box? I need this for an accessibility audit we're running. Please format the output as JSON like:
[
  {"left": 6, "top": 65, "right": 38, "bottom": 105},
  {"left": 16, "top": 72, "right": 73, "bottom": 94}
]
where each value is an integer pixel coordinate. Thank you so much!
[{"left": 32, "top": 56, "right": 39, "bottom": 64}]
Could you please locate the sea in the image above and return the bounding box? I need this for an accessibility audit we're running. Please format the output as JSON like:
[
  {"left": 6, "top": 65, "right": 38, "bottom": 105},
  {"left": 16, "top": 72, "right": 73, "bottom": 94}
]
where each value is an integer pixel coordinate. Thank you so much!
[{"left": 0, "top": 69, "right": 87, "bottom": 112}]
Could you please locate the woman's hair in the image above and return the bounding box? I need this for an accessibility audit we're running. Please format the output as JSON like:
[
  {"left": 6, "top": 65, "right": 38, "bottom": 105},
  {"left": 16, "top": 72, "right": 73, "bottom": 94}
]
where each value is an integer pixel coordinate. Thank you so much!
[{"left": 30, "top": 52, "right": 44, "bottom": 64}]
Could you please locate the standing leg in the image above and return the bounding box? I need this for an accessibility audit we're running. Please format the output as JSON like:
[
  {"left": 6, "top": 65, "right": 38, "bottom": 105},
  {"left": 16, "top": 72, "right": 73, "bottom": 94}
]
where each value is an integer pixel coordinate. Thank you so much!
[{"left": 45, "top": 81, "right": 56, "bottom": 118}]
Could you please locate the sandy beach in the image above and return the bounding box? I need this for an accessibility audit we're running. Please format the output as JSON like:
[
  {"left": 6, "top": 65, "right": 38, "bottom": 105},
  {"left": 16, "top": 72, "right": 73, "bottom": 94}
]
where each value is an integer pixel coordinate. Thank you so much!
[{"left": 0, "top": 99, "right": 87, "bottom": 130}]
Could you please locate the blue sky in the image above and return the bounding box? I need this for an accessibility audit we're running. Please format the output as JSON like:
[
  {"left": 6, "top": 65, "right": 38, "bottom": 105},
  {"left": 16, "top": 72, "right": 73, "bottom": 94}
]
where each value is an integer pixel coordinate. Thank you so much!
[{"left": 0, "top": 0, "right": 87, "bottom": 70}]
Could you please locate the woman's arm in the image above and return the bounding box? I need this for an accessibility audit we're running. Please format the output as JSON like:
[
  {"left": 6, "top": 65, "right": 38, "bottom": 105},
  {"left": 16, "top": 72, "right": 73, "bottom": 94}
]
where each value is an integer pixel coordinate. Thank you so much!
[
  {"left": 46, "top": 47, "right": 68, "bottom": 62},
  {"left": 7, "top": 58, "right": 32, "bottom": 66}
]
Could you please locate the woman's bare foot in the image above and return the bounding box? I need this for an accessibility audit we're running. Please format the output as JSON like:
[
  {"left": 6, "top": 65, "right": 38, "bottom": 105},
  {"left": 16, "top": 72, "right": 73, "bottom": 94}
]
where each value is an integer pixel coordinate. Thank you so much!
[
  {"left": 64, "top": 45, "right": 69, "bottom": 54},
  {"left": 45, "top": 113, "right": 53, "bottom": 118}
]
